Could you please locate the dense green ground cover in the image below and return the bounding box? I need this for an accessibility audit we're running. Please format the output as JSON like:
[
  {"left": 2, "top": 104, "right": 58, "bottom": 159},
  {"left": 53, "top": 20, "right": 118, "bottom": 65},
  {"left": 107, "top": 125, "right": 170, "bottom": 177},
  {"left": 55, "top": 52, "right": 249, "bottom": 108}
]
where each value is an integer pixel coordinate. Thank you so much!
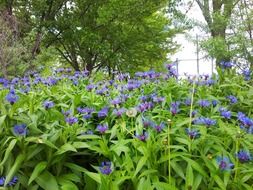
[{"left": 0, "top": 65, "right": 253, "bottom": 190}]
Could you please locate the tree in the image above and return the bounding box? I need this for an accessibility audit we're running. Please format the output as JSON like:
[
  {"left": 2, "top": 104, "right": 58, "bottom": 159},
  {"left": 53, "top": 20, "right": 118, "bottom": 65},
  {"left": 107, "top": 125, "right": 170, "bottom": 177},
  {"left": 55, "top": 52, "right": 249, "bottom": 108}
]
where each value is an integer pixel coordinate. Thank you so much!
[{"left": 196, "top": 0, "right": 240, "bottom": 65}]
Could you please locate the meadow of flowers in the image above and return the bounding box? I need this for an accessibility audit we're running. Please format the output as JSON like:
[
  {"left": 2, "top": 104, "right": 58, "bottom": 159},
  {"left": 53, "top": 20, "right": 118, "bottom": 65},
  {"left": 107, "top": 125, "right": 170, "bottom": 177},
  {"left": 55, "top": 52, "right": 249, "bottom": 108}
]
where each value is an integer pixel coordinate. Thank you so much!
[{"left": 0, "top": 63, "right": 253, "bottom": 190}]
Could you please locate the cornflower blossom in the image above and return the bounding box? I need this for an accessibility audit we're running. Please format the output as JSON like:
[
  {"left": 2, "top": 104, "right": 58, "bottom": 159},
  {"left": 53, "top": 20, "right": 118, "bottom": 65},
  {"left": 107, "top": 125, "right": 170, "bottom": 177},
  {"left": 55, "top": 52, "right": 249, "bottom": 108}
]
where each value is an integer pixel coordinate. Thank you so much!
[
  {"left": 219, "top": 107, "right": 231, "bottom": 119},
  {"left": 65, "top": 116, "right": 78, "bottom": 125},
  {"left": 185, "top": 128, "right": 200, "bottom": 139},
  {"left": 96, "top": 124, "right": 108, "bottom": 134},
  {"left": 99, "top": 161, "right": 112, "bottom": 175},
  {"left": 13, "top": 124, "right": 28, "bottom": 136},
  {"left": 170, "top": 101, "right": 180, "bottom": 115},
  {"left": 227, "top": 95, "right": 238, "bottom": 104},
  {"left": 0, "top": 176, "right": 18, "bottom": 186},
  {"left": 236, "top": 150, "right": 252, "bottom": 163},
  {"left": 6, "top": 89, "right": 19, "bottom": 105},
  {"left": 43, "top": 100, "right": 54, "bottom": 109},
  {"left": 112, "top": 108, "right": 126, "bottom": 117},
  {"left": 220, "top": 61, "right": 234, "bottom": 69},
  {"left": 135, "top": 131, "right": 148, "bottom": 141},
  {"left": 98, "top": 107, "right": 109, "bottom": 118},
  {"left": 198, "top": 99, "right": 210, "bottom": 107},
  {"left": 216, "top": 156, "right": 234, "bottom": 171},
  {"left": 153, "top": 122, "right": 165, "bottom": 133}
]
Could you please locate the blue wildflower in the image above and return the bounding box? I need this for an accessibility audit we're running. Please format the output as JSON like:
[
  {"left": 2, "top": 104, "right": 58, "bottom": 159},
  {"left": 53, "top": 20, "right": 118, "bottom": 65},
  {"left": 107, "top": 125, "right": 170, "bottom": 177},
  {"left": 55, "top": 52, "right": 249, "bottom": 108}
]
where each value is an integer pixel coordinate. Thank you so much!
[
  {"left": 98, "top": 107, "right": 109, "bottom": 118},
  {"left": 185, "top": 128, "right": 200, "bottom": 139},
  {"left": 236, "top": 150, "right": 252, "bottom": 163},
  {"left": 153, "top": 122, "right": 165, "bottom": 133},
  {"left": 96, "top": 124, "right": 108, "bottom": 134},
  {"left": 0, "top": 176, "right": 18, "bottom": 186},
  {"left": 135, "top": 131, "right": 148, "bottom": 141},
  {"left": 212, "top": 100, "right": 218, "bottom": 107},
  {"left": 43, "top": 100, "right": 54, "bottom": 109},
  {"left": 220, "top": 61, "right": 234, "bottom": 69},
  {"left": 216, "top": 156, "right": 234, "bottom": 171},
  {"left": 198, "top": 99, "right": 210, "bottom": 107},
  {"left": 219, "top": 108, "right": 231, "bottom": 119},
  {"left": 13, "top": 124, "right": 28, "bottom": 136},
  {"left": 227, "top": 95, "right": 238, "bottom": 104},
  {"left": 112, "top": 108, "right": 126, "bottom": 117},
  {"left": 65, "top": 116, "right": 78, "bottom": 125},
  {"left": 6, "top": 89, "right": 19, "bottom": 105},
  {"left": 99, "top": 161, "right": 112, "bottom": 175},
  {"left": 170, "top": 101, "right": 180, "bottom": 115}
]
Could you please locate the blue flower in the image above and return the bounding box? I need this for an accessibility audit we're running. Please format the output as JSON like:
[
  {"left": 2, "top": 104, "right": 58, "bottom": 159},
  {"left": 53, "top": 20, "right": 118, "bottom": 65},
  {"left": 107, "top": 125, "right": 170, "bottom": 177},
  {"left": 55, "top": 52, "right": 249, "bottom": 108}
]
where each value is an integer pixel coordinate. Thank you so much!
[
  {"left": 170, "top": 101, "right": 180, "bottom": 115},
  {"left": 135, "top": 131, "right": 148, "bottom": 141},
  {"left": 236, "top": 150, "right": 252, "bottom": 163},
  {"left": 13, "top": 124, "right": 28, "bottom": 136},
  {"left": 99, "top": 161, "right": 112, "bottom": 175},
  {"left": 227, "top": 95, "right": 238, "bottom": 104},
  {"left": 153, "top": 122, "right": 165, "bottom": 133},
  {"left": 65, "top": 116, "right": 78, "bottom": 125},
  {"left": 112, "top": 108, "right": 126, "bottom": 117},
  {"left": 216, "top": 156, "right": 234, "bottom": 171},
  {"left": 96, "top": 124, "right": 108, "bottom": 134},
  {"left": 212, "top": 100, "right": 218, "bottom": 107},
  {"left": 185, "top": 128, "right": 200, "bottom": 139},
  {"left": 98, "top": 107, "right": 109, "bottom": 118},
  {"left": 43, "top": 100, "right": 54, "bottom": 109},
  {"left": 220, "top": 61, "right": 234, "bottom": 69},
  {"left": 219, "top": 108, "right": 231, "bottom": 119},
  {"left": 0, "top": 176, "right": 18, "bottom": 186},
  {"left": 198, "top": 99, "right": 210, "bottom": 107},
  {"left": 6, "top": 90, "right": 19, "bottom": 105}
]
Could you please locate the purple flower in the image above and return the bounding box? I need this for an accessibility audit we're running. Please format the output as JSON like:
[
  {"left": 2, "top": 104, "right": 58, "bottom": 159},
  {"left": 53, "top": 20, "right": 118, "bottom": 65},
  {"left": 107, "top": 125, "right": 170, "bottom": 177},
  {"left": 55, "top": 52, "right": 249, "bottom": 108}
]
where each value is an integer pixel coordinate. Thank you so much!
[
  {"left": 219, "top": 108, "right": 231, "bottom": 119},
  {"left": 153, "top": 122, "right": 165, "bottom": 132},
  {"left": 243, "top": 69, "right": 251, "bottom": 80},
  {"left": 236, "top": 150, "right": 252, "bottom": 163},
  {"left": 86, "top": 84, "right": 95, "bottom": 91},
  {"left": 184, "top": 98, "right": 192, "bottom": 106},
  {"left": 62, "top": 110, "right": 71, "bottom": 117},
  {"left": 99, "top": 161, "right": 112, "bottom": 175},
  {"left": 202, "top": 118, "right": 216, "bottom": 127},
  {"left": 185, "top": 128, "right": 200, "bottom": 139},
  {"left": 98, "top": 107, "right": 109, "bottom": 118},
  {"left": 137, "top": 102, "right": 154, "bottom": 112},
  {"left": 112, "top": 108, "right": 126, "bottom": 117},
  {"left": 135, "top": 131, "right": 148, "bottom": 141},
  {"left": 142, "top": 118, "right": 155, "bottom": 128},
  {"left": 65, "top": 116, "right": 78, "bottom": 125},
  {"left": 13, "top": 124, "right": 28, "bottom": 136},
  {"left": 198, "top": 99, "right": 210, "bottom": 107},
  {"left": 0, "top": 176, "right": 18, "bottom": 186},
  {"left": 190, "top": 110, "right": 197, "bottom": 117},
  {"left": 6, "top": 90, "right": 19, "bottom": 105},
  {"left": 212, "top": 100, "right": 218, "bottom": 107},
  {"left": 110, "top": 98, "right": 122, "bottom": 105},
  {"left": 220, "top": 61, "right": 234, "bottom": 69},
  {"left": 96, "top": 124, "right": 108, "bottom": 134},
  {"left": 227, "top": 95, "right": 238, "bottom": 104},
  {"left": 43, "top": 100, "right": 54, "bottom": 109},
  {"left": 170, "top": 101, "right": 180, "bottom": 115},
  {"left": 152, "top": 96, "right": 165, "bottom": 103},
  {"left": 216, "top": 156, "right": 234, "bottom": 171}
]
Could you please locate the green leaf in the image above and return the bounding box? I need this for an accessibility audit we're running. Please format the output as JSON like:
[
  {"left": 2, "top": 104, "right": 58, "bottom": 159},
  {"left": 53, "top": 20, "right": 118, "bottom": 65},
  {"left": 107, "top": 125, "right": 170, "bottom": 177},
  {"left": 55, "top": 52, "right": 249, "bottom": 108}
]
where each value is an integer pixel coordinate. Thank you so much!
[
  {"left": 84, "top": 171, "right": 101, "bottom": 184},
  {"left": 72, "top": 142, "right": 90, "bottom": 149},
  {"left": 0, "top": 139, "right": 17, "bottom": 167},
  {"left": 133, "top": 156, "right": 147, "bottom": 177},
  {"left": 28, "top": 161, "right": 47, "bottom": 185},
  {"left": 213, "top": 175, "right": 226, "bottom": 190},
  {"left": 5, "top": 153, "right": 25, "bottom": 186},
  {"left": 186, "top": 164, "right": 194, "bottom": 189},
  {"left": 55, "top": 143, "right": 77, "bottom": 155},
  {"left": 0, "top": 115, "right": 6, "bottom": 128},
  {"left": 36, "top": 171, "right": 59, "bottom": 190}
]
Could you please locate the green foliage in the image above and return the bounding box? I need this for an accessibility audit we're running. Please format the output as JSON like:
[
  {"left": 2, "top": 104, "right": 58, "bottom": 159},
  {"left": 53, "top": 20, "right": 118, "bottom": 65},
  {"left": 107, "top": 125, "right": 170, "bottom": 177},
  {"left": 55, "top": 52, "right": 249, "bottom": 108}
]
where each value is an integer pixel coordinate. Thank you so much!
[{"left": 0, "top": 68, "right": 253, "bottom": 189}]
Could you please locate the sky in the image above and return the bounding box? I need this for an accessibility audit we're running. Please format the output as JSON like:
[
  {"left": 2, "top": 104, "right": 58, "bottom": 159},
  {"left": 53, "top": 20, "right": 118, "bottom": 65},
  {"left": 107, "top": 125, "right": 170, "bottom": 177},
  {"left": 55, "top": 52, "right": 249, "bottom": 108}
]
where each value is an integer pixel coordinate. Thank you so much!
[{"left": 171, "top": 1, "right": 215, "bottom": 76}]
